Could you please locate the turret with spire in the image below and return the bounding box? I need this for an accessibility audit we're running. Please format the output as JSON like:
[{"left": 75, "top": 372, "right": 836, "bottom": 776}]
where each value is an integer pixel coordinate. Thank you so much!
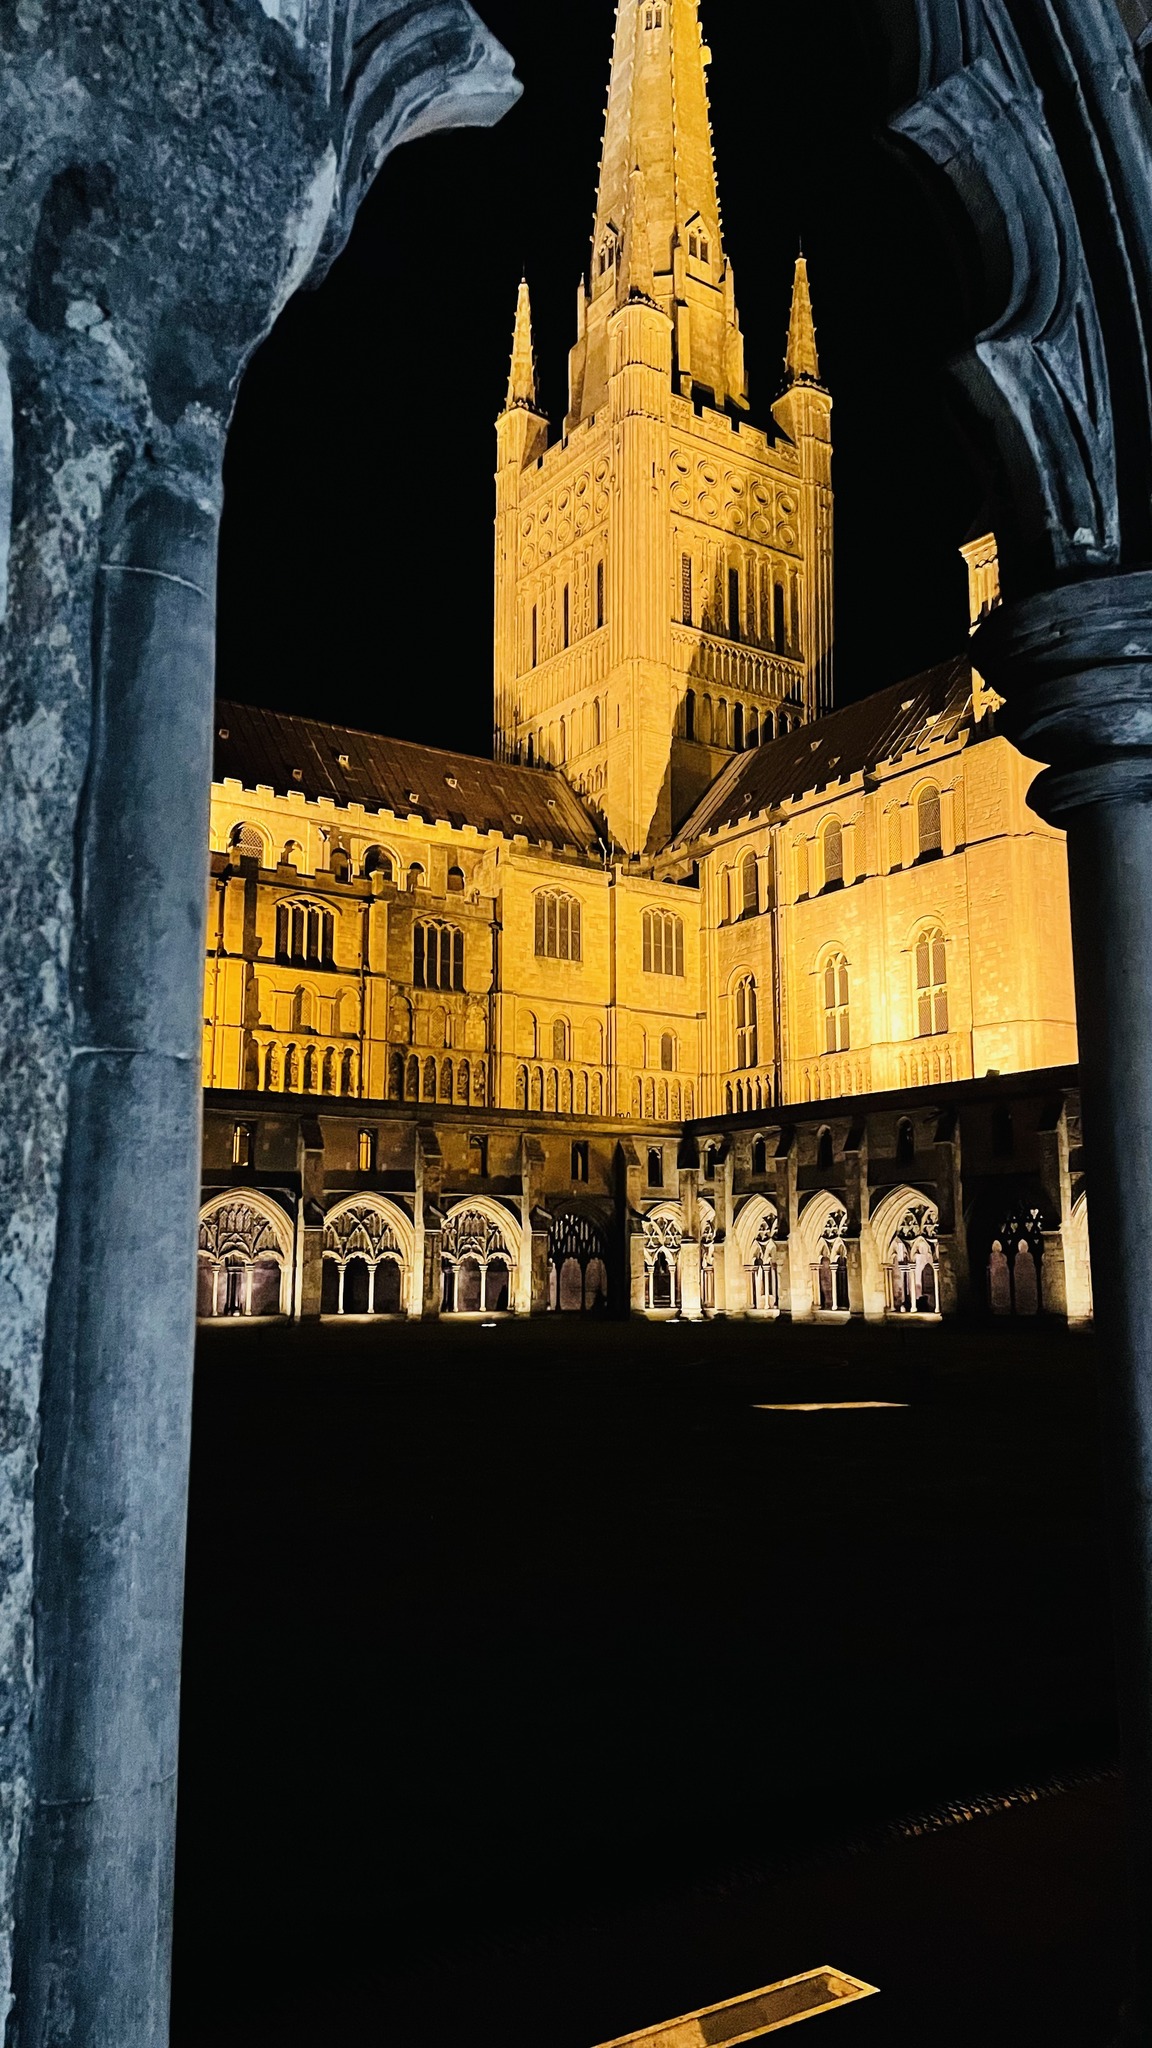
[
  {"left": 505, "top": 277, "right": 539, "bottom": 409},
  {"left": 774, "top": 255, "right": 834, "bottom": 715}
]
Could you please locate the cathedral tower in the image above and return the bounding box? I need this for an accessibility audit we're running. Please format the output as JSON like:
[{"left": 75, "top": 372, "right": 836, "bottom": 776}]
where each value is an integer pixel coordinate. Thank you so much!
[{"left": 493, "top": 0, "right": 834, "bottom": 856}]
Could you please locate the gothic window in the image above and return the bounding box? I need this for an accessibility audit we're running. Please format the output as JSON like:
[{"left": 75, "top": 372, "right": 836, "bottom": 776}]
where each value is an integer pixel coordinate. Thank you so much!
[
  {"left": 645, "top": 4, "right": 663, "bottom": 26},
  {"left": 886, "top": 1203, "right": 941, "bottom": 1316},
  {"left": 358, "top": 1128, "right": 377, "bottom": 1172},
  {"left": 414, "top": 922, "right": 464, "bottom": 992},
  {"left": 897, "top": 1118, "right": 916, "bottom": 1165},
  {"left": 232, "top": 1122, "right": 254, "bottom": 1168},
  {"left": 733, "top": 704, "right": 745, "bottom": 749},
  {"left": 330, "top": 846, "right": 352, "bottom": 884},
  {"left": 552, "top": 1018, "right": 570, "bottom": 1062},
  {"left": 563, "top": 583, "right": 571, "bottom": 649},
  {"left": 229, "top": 822, "right": 265, "bottom": 863},
  {"left": 276, "top": 902, "right": 334, "bottom": 968},
  {"left": 817, "top": 1126, "right": 834, "bottom": 1169},
  {"left": 593, "top": 696, "right": 602, "bottom": 746},
  {"left": 531, "top": 604, "right": 538, "bottom": 666},
  {"left": 526, "top": 733, "right": 535, "bottom": 766},
  {"left": 814, "top": 1205, "right": 851, "bottom": 1312},
  {"left": 751, "top": 1136, "right": 768, "bottom": 1175},
  {"left": 741, "top": 851, "right": 759, "bottom": 917},
  {"left": 407, "top": 863, "right": 425, "bottom": 891},
  {"left": 748, "top": 1209, "right": 780, "bottom": 1312},
  {"left": 885, "top": 805, "right": 902, "bottom": 871},
  {"left": 681, "top": 552, "right": 693, "bottom": 625},
  {"left": 571, "top": 1141, "right": 590, "bottom": 1184},
  {"left": 773, "top": 581, "right": 786, "bottom": 652},
  {"left": 917, "top": 785, "right": 943, "bottom": 858},
  {"left": 660, "top": 1031, "right": 675, "bottom": 1072},
  {"left": 734, "top": 974, "right": 758, "bottom": 1069},
  {"left": 699, "top": 236, "right": 709, "bottom": 262},
  {"left": 363, "top": 845, "right": 394, "bottom": 882},
  {"left": 643, "top": 908, "right": 684, "bottom": 977},
  {"left": 647, "top": 1147, "right": 664, "bottom": 1187},
  {"left": 447, "top": 865, "right": 465, "bottom": 895},
  {"left": 534, "top": 890, "right": 582, "bottom": 962},
  {"left": 596, "top": 560, "right": 605, "bottom": 630},
  {"left": 822, "top": 818, "right": 844, "bottom": 890},
  {"left": 915, "top": 927, "right": 949, "bottom": 1037},
  {"left": 987, "top": 1207, "right": 1044, "bottom": 1316},
  {"left": 728, "top": 567, "right": 741, "bottom": 640},
  {"left": 823, "top": 952, "right": 850, "bottom": 1053}
]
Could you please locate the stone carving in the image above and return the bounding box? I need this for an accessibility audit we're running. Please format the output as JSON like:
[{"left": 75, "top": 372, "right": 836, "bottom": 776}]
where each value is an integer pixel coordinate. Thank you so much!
[
  {"left": 0, "top": 3, "right": 519, "bottom": 2041},
  {"left": 198, "top": 1202, "right": 285, "bottom": 1264}
]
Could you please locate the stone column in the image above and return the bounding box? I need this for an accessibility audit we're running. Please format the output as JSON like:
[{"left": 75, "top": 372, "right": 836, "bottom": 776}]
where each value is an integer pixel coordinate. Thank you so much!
[
  {"left": 0, "top": 5, "right": 519, "bottom": 2041},
  {"left": 981, "top": 577, "right": 1152, "bottom": 2042}
]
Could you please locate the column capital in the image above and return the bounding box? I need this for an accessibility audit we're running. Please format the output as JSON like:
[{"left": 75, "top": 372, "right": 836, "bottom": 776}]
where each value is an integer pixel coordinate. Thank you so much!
[{"left": 976, "top": 570, "right": 1152, "bottom": 821}]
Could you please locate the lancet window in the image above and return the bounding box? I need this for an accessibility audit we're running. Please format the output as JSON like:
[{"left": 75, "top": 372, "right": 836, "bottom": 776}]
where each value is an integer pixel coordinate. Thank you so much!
[
  {"left": 414, "top": 922, "right": 464, "bottom": 992},
  {"left": 822, "top": 819, "right": 844, "bottom": 889},
  {"left": 917, "top": 785, "right": 943, "bottom": 858},
  {"left": 276, "top": 902, "right": 334, "bottom": 968},
  {"left": 734, "top": 974, "right": 758, "bottom": 1069},
  {"left": 534, "top": 891, "right": 582, "bottom": 962},
  {"left": 823, "top": 952, "right": 850, "bottom": 1054},
  {"left": 643, "top": 909, "right": 684, "bottom": 977},
  {"left": 915, "top": 927, "right": 949, "bottom": 1037}
]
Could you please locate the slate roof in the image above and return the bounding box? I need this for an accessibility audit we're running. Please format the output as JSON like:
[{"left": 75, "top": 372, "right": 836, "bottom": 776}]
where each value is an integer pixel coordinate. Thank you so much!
[
  {"left": 672, "top": 655, "right": 976, "bottom": 845},
  {"left": 213, "top": 702, "right": 602, "bottom": 853}
]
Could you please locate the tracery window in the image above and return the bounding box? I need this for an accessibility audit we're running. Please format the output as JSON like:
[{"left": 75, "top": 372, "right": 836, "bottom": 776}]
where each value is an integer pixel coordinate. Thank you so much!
[
  {"left": 276, "top": 901, "right": 334, "bottom": 968},
  {"left": 734, "top": 973, "right": 758, "bottom": 1069},
  {"left": 822, "top": 818, "right": 844, "bottom": 890},
  {"left": 823, "top": 952, "right": 850, "bottom": 1053},
  {"left": 915, "top": 927, "right": 949, "bottom": 1037},
  {"left": 748, "top": 1209, "right": 780, "bottom": 1312},
  {"left": 917, "top": 785, "right": 943, "bottom": 858},
  {"left": 814, "top": 1205, "right": 851, "bottom": 1312},
  {"left": 534, "top": 890, "right": 582, "bottom": 962},
  {"left": 229, "top": 822, "right": 265, "bottom": 863},
  {"left": 414, "top": 922, "right": 464, "bottom": 992},
  {"left": 886, "top": 1203, "right": 940, "bottom": 1316},
  {"left": 643, "top": 908, "right": 685, "bottom": 977}
]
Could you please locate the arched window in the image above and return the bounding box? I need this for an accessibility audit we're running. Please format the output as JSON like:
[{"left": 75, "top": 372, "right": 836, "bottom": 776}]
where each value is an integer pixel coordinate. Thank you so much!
[
  {"left": 684, "top": 688, "right": 696, "bottom": 741},
  {"left": 915, "top": 927, "right": 949, "bottom": 1036},
  {"left": 596, "top": 560, "right": 605, "bottom": 630},
  {"left": 447, "top": 865, "right": 465, "bottom": 895},
  {"left": 643, "top": 908, "right": 685, "bottom": 977},
  {"left": 563, "top": 584, "right": 570, "bottom": 649},
  {"left": 534, "top": 891, "right": 582, "bottom": 962},
  {"left": 526, "top": 733, "right": 535, "bottom": 766},
  {"left": 733, "top": 704, "right": 745, "bottom": 749},
  {"left": 897, "top": 1118, "right": 916, "bottom": 1165},
  {"left": 407, "top": 863, "right": 425, "bottom": 892},
  {"left": 593, "top": 696, "right": 602, "bottom": 746},
  {"left": 734, "top": 974, "right": 758, "bottom": 1069},
  {"left": 552, "top": 1017, "right": 570, "bottom": 1062},
  {"left": 741, "top": 851, "right": 759, "bottom": 917},
  {"left": 885, "top": 806, "right": 902, "bottom": 872},
  {"left": 363, "top": 845, "right": 394, "bottom": 882},
  {"left": 773, "top": 582, "right": 786, "bottom": 652},
  {"left": 822, "top": 819, "right": 844, "bottom": 890},
  {"left": 751, "top": 1136, "right": 768, "bottom": 1175},
  {"left": 228, "top": 821, "right": 265, "bottom": 864},
  {"left": 660, "top": 1031, "right": 675, "bottom": 1072},
  {"left": 531, "top": 604, "right": 538, "bottom": 666},
  {"left": 823, "top": 952, "right": 850, "bottom": 1053},
  {"left": 276, "top": 902, "right": 334, "bottom": 968},
  {"left": 728, "top": 566, "right": 741, "bottom": 640},
  {"left": 414, "top": 923, "right": 464, "bottom": 992},
  {"left": 817, "top": 1127, "right": 835, "bottom": 1170},
  {"left": 917, "top": 785, "right": 943, "bottom": 858}
]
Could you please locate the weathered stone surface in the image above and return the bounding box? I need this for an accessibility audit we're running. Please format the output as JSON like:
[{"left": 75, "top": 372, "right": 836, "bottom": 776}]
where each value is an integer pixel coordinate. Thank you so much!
[{"left": 0, "top": 2, "right": 517, "bottom": 2040}]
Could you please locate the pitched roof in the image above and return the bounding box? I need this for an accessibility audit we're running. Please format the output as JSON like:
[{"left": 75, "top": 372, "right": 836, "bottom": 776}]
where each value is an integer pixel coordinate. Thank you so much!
[
  {"left": 213, "top": 702, "right": 602, "bottom": 854},
  {"left": 671, "top": 656, "right": 975, "bottom": 845}
]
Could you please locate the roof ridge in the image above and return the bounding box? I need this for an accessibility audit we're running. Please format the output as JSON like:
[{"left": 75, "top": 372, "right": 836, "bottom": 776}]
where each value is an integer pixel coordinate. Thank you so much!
[{"left": 215, "top": 700, "right": 572, "bottom": 783}]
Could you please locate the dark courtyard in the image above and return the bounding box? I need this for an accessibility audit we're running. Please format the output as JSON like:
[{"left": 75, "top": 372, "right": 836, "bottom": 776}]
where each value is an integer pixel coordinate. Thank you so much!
[{"left": 171, "top": 1318, "right": 1124, "bottom": 2047}]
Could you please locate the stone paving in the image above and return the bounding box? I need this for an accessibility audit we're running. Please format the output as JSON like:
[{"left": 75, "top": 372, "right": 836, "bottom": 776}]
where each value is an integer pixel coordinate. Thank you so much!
[{"left": 173, "top": 1316, "right": 1121, "bottom": 2045}]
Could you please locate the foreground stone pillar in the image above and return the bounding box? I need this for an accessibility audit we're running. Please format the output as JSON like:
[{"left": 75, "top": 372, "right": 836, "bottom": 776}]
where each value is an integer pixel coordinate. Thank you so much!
[
  {"left": 982, "top": 578, "right": 1152, "bottom": 2044},
  {"left": 0, "top": 4, "right": 518, "bottom": 2039}
]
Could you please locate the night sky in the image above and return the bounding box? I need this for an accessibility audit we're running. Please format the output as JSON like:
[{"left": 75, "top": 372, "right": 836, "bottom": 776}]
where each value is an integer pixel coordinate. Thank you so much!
[{"left": 215, "top": 0, "right": 985, "bottom": 755}]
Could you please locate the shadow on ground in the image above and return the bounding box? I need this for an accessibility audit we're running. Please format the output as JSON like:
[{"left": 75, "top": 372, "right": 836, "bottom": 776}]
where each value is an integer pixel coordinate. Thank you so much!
[{"left": 171, "top": 1316, "right": 1123, "bottom": 2045}]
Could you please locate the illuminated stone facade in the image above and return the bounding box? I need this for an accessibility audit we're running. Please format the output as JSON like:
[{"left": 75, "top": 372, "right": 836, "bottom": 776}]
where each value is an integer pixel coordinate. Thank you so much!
[{"left": 201, "top": 0, "right": 1085, "bottom": 1321}]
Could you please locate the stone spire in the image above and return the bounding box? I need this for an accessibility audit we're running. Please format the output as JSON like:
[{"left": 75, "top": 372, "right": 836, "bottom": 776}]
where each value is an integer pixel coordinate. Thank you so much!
[
  {"left": 785, "top": 254, "right": 822, "bottom": 386},
  {"left": 505, "top": 276, "right": 538, "bottom": 409},
  {"left": 568, "top": 0, "right": 747, "bottom": 424},
  {"left": 618, "top": 164, "right": 657, "bottom": 306}
]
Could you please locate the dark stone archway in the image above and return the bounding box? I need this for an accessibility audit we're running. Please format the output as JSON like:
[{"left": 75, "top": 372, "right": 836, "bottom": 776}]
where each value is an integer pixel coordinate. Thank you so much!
[{"left": 859, "top": 4, "right": 1152, "bottom": 2037}]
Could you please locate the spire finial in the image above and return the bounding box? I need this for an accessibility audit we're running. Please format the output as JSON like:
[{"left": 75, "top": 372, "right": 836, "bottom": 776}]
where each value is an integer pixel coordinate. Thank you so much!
[
  {"left": 785, "top": 252, "right": 821, "bottom": 387},
  {"left": 505, "top": 276, "right": 538, "bottom": 410}
]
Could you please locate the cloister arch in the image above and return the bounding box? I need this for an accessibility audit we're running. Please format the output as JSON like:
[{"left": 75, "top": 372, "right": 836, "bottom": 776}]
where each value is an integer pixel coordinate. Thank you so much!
[
  {"left": 795, "top": 1190, "right": 851, "bottom": 1317},
  {"left": 440, "top": 1197, "right": 523, "bottom": 1315},
  {"left": 197, "top": 1190, "right": 293, "bottom": 1318},
  {"left": 732, "top": 1194, "right": 782, "bottom": 1315},
  {"left": 869, "top": 1184, "right": 941, "bottom": 1320},
  {"left": 321, "top": 1195, "right": 415, "bottom": 1318}
]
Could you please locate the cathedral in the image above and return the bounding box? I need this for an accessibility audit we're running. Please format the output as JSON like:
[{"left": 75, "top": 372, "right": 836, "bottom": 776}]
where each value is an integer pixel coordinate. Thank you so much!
[{"left": 199, "top": 0, "right": 1089, "bottom": 1327}]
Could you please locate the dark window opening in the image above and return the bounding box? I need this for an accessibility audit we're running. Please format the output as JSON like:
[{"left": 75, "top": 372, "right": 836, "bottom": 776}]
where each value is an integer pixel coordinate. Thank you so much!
[
  {"left": 563, "top": 584, "right": 570, "bottom": 649},
  {"left": 647, "top": 1147, "right": 663, "bottom": 1187},
  {"left": 817, "top": 1127, "right": 835, "bottom": 1170},
  {"left": 752, "top": 1136, "right": 767, "bottom": 1175},
  {"left": 684, "top": 688, "right": 696, "bottom": 741},
  {"left": 728, "top": 566, "right": 741, "bottom": 641},
  {"left": 773, "top": 582, "right": 786, "bottom": 652},
  {"left": 470, "top": 1134, "right": 489, "bottom": 1178},
  {"left": 572, "top": 1141, "right": 590, "bottom": 1184},
  {"left": 993, "top": 1106, "right": 1014, "bottom": 1158},
  {"left": 897, "top": 1119, "right": 915, "bottom": 1165},
  {"left": 596, "top": 560, "right": 605, "bottom": 629},
  {"left": 447, "top": 865, "right": 465, "bottom": 894}
]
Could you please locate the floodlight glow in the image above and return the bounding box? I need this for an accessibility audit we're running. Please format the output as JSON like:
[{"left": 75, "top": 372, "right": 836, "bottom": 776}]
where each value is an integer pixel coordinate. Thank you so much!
[{"left": 592, "top": 1968, "right": 879, "bottom": 2046}]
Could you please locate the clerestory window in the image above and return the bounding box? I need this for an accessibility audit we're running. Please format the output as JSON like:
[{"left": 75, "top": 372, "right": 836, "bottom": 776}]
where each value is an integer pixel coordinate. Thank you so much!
[
  {"left": 414, "top": 922, "right": 464, "bottom": 992},
  {"left": 642, "top": 908, "right": 685, "bottom": 977},
  {"left": 276, "top": 901, "right": 334, "bottom": 968},
  {"left": 534, "top": 891, "right": 582, "bottom": 962}
]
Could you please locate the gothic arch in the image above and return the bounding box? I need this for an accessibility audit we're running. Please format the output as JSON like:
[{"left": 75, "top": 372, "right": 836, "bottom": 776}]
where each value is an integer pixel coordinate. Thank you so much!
[
  {"left": 321, "top": 1195, "right": 414, "bottom": 1317},
  {"left": 197, "top": 1189, "right": 293, "bottom": 1318},
  {"left": 440, "top": 1197, "right": 523, "bottom": 1315}
]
